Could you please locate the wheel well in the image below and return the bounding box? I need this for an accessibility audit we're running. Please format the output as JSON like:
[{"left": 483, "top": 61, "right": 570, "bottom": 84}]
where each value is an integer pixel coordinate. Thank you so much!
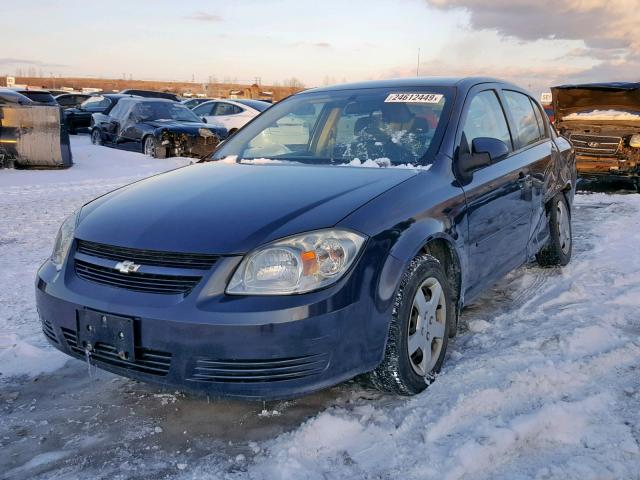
[{"left": 421, "top": 238, "right": 462, "bottom": 335}]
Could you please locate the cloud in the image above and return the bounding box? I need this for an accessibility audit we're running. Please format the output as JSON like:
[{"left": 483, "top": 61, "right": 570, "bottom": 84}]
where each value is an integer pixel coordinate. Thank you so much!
[
  {"left": 183, "top": 11, "right": 223, "bottom": 22},
  {"left": 427, "top": 0, "right": 639, "bottom": 51},
  {"left": 422, "top": 0, "right": 640, "bottom": 88},
  {"left": 0, "top": 58, "right": 68, "bottom": 68}
]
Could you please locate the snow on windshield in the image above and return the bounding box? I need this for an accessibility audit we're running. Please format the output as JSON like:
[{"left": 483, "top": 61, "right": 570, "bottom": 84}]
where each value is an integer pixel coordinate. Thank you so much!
[
  {"left": 217, "top": 155, "right": 432, "bottom": 170},
  {"left": 564, "top": 109, "right": 640, "bottom": 121}
]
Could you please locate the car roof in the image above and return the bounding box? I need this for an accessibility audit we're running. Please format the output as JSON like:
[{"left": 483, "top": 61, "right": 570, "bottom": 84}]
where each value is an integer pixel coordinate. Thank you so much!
[
  {"left": 305, "top": 76, "right": 512, "bottom": 94},
  {"left": 0, "top": 88, "right": 34, "bottom": 103}
]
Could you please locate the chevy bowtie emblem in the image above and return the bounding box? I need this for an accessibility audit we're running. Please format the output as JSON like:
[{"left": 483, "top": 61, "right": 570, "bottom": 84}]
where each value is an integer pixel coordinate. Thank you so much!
[
  {"left": 115, "top": 260, "right": 141, "bottom": 274},
  {"left": 588, "top": 141, "right": 599, "bottom": 147}
]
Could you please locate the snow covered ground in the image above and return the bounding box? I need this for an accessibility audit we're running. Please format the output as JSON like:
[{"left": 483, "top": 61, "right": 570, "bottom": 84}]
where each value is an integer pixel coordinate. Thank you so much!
[{"left": 1, "top": 137, "right": 639, "bottom": 479}]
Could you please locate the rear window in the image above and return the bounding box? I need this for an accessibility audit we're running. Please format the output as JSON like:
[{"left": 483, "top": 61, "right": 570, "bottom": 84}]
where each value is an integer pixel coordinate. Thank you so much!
[
  {"left": 234, "top": 99, "right": 270, "bottom": 112},
  {"left": 22, "top": 92, "right": 55, "bottom": 103}
]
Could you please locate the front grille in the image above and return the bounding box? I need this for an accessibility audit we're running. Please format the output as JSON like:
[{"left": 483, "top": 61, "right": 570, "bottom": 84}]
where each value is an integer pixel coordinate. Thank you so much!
[
  {"left": 41, "top": 317, "right": 59, "bottom": 344},
  {"left": 76, "top": 240, "right": 219, "bottom": 270},
  {"left": 61, "top": 327, "right": 171, "bottom": 376},
  {"left": 187, "top": 353, "right": 329, "bottom": 383},
  {"left": 75, "top": 259, "right": 200, "bottom": 295},
  {"left": 570, "top": 133, "right": 622, "bottom": 156}
]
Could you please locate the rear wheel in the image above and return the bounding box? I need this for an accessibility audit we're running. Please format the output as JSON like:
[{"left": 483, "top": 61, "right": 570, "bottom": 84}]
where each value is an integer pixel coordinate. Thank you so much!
[
  {"left": 90, "top": 128, "right": 103, "bottom": 145},
  {"left": 368, "top": 254, "right": 452, "bottom": 395},
  {"left": 537, "top": 193, "right": 572, "bottom": 266}
]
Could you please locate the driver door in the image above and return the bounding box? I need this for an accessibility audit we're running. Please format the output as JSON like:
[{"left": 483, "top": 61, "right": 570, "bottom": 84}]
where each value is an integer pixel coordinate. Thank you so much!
[{"left": 456, "top": 87, "right": 533, "bottom": 299}]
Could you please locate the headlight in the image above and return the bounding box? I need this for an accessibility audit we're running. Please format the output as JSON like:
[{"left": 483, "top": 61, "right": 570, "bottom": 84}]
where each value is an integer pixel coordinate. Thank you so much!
[
  {"left": 629, "top": 134, "right": 640, "bottom": 148},
  {"left": 227, "top": 229, "right": 366, "bottom": 295},
  {"left": 51, "top": 210, "right": 79, "bottom": 270}
]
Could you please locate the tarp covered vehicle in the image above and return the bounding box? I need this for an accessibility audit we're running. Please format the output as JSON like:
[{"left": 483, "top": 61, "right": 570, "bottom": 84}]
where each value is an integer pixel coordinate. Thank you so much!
[
  {"left": 552, "top": 82, "right": 640, "bottom": 185},
  {"left": 0, "top": 104, "right": 72, "bottom": 168}
]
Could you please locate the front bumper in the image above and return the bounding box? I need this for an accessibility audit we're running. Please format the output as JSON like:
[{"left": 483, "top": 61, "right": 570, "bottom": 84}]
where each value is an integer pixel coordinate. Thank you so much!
[{"left": 35, "top": 247, "right": 392, "bottom": 400}]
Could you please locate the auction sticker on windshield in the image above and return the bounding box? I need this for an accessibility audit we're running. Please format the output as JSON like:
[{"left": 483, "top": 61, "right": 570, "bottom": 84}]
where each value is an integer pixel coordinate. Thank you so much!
[{"left": 384, "top": 93, "right": 443, "bottom": 103}]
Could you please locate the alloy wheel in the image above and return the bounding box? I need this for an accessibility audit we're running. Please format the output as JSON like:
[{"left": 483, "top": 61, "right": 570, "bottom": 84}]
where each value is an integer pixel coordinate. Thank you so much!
[{"left": 407, "top": 277, "right": 447, "bottom": 376}]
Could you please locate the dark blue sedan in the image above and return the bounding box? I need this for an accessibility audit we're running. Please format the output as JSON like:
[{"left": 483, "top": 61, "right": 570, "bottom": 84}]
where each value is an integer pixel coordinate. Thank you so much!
[{"left": 36, "top": 77, "right": 576, "bottom": 399}]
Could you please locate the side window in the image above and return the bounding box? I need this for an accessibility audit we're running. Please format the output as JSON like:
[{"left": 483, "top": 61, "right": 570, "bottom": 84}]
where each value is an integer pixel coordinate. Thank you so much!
[
  {"left": 193, "top": 103, "right": 213, "bottom": 116},
  {"left": 530, "top": 99, "right": 548, "bottom": 139},
  {"left": 109, "top": 101, "right": 128, "bottom": 119},
  {"left": 503, "top": 90, "right": 542, "bottom": 148},
  {"left": 214, "top": 103, "right": 242, "bottom": 116},
  {"left": 462, "top": 90, "right": 512, "bottom": 151}
]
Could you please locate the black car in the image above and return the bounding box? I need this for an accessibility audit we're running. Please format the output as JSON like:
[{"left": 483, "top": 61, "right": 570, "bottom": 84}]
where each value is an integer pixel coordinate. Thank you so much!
[
  {"left": 11, "top": 88, "right": 57, "bottom": 105},
  {"left": 64, "top": 93, "right": 137, "bottom": 134},
  {"left": 119, "top": 89, "right": 180, "bottom": 102},
  {"left": 55, "top": 93, "right": 91, "bottom": 109},
  {"left": 90, "top": 98, "right": 227, "bottom": 158}
]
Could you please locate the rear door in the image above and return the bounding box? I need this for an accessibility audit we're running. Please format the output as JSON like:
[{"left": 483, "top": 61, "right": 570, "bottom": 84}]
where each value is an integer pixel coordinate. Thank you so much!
[
  {"left": 501, "top": 90, "right": 556, "bottom": 258},
  {"left": 456, "top": 86, "right": 534, "bottom": 299}
]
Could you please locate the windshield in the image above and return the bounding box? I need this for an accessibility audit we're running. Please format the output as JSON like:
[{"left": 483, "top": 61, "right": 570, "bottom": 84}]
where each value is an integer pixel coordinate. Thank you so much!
[
  {"left": 134, "top": 102, "right": 202, "bottom": 123},
  {"left": 211, "top": 87, "right": 453, "bottom": 166}
]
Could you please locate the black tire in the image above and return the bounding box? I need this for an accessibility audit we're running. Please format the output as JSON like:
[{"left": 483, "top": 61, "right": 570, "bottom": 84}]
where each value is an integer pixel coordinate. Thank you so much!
[
  {"left": 90, "top": 128, "right": 103, "bottom": 145},
  {"left": 143, "top": 136, "right": 166, "bottom": 158},
  {"left": 368, "top": 254, "right": 453, "bottom": 395},
  {"left": 537, "top": 193, "right": 572, "bottom": 267}
]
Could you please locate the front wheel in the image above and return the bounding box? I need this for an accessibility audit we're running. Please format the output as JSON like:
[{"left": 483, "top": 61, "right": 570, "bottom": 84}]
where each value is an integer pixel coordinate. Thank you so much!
[
  {"left": 143, "top": 136, "right": 165, "bottom": 158},
  {"left": 90, "top": 128, "right": 103, "bottom": 145},
  {"left": 537, "top": 193, "right": 572, "bottom": 267},
  {"left": 368, "top": 254, "right": 452, "bottom": 395}
]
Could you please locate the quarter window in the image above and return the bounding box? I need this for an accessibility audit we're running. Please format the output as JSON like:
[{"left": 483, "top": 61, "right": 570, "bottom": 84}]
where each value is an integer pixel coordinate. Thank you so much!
[
  {"left": 462, "top": 90, "right": 512, "bottom": 151},
  {"left": 503, "top": 90, "right": 543, "bottom": 147}
]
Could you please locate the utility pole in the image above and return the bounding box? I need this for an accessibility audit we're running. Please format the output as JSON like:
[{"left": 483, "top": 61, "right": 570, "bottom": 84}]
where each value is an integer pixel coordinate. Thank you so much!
[{"left": 416, "top": 48, "right": 420, "bottom": 77}]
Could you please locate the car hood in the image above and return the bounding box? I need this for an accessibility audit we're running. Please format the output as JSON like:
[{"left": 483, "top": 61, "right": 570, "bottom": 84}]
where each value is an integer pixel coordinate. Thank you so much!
[
  {"left": 76, "top": 163, "right": 417, "bottom": 255},
  {"left": 552, "top": 84, "right": 640, "bottom": 122}
]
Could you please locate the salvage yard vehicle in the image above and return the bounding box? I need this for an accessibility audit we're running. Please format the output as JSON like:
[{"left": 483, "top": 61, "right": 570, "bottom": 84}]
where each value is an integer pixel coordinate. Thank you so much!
[
  {"left": 64, "top": 93, "right": 137, "bottom": 134},
  {"left": 552, "top": 82, "right": 640, "bottom": 186},
  {"left": 10, "top": 88, "right": 57, "bottom": 105},
  {"left": 37, "top": 77, "right": 575, "bottom": 400},
  {"left": 90, "top": 98, "right": 227, "bottom": 158},
  {"left": 55, "top": 93, "right": 91, "bottom": 109},
  {"left": 193, "top": 98, "right": 269, "bottom": 135},
  {"left": 0, "top": 88, "right": 33, "bottom": 105}
]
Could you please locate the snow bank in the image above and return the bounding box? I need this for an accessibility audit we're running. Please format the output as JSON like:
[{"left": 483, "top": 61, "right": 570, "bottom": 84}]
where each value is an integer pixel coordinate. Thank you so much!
[
  {"left": 0, "top": 334, "right": 68, "bottom": 377},
  {"left": 564, "top": 109, "right": 640, "bottom": 121}
]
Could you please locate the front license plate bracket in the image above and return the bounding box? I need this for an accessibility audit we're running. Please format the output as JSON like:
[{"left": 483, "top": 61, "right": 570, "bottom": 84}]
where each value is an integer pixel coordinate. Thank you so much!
[{"left": 77, "top": 310, "right": 135, "bottom": 361}]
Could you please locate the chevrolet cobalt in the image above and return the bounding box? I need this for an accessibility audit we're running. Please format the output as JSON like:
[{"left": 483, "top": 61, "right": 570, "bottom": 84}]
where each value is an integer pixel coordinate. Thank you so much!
[{"left": 36, "top": 78, "right": 575, "bottom": 399}]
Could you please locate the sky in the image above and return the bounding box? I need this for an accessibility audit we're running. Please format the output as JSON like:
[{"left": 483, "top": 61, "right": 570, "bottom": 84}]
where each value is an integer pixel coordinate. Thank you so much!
[{"left": 0, "top": 0, "right": 638, "bottom": 95}]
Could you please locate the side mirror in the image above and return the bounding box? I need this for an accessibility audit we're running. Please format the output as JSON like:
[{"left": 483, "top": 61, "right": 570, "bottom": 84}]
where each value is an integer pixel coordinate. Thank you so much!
[
  {"left": 459, "top": 137, "right": 509, "bottom": 173},
  {"left": 202, "top": 117, "right": 207, "bottom": 123}
]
